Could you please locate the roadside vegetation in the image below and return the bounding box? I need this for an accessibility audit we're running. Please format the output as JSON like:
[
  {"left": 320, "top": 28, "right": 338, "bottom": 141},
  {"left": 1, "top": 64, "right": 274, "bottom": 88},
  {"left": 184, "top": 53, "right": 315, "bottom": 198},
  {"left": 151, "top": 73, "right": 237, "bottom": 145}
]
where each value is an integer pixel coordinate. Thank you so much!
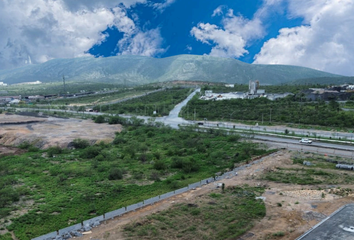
[
  {"left": 95, "top": 88, "right": 192, "bottom": 116},
  {"left": 183, "top": 92, "right": 354, "bottom": 129},
  {"left": 124, "top": 186, "right": 266, "bottom": 240},
  {"left": 0, "top": 121, "right": 271, "bottom": 240}
]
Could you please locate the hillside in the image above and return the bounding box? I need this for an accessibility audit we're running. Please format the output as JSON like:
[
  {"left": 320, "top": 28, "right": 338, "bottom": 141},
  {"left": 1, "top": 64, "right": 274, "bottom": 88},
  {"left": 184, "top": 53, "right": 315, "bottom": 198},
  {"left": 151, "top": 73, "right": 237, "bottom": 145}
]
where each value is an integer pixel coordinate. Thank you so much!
[
  {"left": 0, "top": 54, "right": 341, "bottom": 85},
  {"left": 288, "top": 76, "right": 354, "bottom": 85}
]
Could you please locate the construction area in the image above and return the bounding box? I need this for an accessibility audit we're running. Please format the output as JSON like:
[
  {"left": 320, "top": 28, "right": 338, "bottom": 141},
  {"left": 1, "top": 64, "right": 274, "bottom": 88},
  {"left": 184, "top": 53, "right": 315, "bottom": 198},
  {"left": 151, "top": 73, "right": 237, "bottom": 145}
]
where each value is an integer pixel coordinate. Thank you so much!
[{"left": 69, "top": 150, "right": 354, "bottom": 240}]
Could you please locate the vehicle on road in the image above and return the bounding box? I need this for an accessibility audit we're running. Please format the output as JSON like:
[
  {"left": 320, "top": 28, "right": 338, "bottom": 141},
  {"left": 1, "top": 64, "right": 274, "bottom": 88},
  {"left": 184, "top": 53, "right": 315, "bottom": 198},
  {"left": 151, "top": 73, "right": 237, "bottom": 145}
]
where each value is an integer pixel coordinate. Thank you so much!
[{"left": 299, "top": 138, "right": 312, "bottom": 144}]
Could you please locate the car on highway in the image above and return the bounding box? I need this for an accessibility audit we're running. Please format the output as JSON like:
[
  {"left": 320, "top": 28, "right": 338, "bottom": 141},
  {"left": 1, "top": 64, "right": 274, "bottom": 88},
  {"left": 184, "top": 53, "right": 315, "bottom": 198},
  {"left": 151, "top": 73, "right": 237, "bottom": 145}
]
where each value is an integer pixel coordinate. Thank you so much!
[{"left": 299, "top": 138, "right": 312, "bottom": 144}]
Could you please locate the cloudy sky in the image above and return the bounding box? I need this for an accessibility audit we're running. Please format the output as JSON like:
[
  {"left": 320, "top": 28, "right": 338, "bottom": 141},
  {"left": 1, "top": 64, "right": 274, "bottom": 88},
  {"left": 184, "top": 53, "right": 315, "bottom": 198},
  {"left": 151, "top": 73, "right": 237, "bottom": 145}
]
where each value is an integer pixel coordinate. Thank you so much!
[{"left": 0, "top": 0, "right": 353, "bottom": 76}]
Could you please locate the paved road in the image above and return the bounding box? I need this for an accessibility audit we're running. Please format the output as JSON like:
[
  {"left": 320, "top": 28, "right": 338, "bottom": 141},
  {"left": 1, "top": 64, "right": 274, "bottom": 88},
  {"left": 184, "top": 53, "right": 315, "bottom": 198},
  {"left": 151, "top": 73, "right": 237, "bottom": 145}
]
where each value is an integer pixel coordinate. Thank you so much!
[{"left": 3, "top": 88, "right": 354, "bottom": 153}]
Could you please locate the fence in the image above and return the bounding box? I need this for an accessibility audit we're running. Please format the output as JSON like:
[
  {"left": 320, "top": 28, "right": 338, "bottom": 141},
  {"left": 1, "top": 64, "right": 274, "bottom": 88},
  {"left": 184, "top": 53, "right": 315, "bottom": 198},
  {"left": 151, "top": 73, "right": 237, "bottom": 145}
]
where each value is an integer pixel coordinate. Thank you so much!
[{"left": 31, "top": 152, "right": 277, "bottom": 240}]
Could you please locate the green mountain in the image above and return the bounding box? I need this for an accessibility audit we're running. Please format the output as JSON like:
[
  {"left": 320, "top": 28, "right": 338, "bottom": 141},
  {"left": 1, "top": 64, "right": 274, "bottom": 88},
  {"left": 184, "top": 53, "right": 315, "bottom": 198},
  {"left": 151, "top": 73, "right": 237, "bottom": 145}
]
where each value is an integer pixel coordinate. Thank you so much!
[{"left": 0, "top": 54, "right": 341, "bottom": 85}]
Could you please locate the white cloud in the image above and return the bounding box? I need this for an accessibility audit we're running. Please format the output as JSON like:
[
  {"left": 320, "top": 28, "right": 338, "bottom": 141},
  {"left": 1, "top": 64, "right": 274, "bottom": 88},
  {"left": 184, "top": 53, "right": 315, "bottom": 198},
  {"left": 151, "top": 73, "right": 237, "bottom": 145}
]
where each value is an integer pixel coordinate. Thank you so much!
[
  {"left": 212, "top": 5, "right": 226, "bottom": 17},
  {"left": 254, "top": 0, "right": 354, "bottom": 76},
  {"left": 0, "top": 0, "right": 154, "bottom": 70},
  {"left": 118, "top": 28, "right": 166, "bottom": 56},
  {"left": 152, "top": 0, "right": 176, "bottom": 12},
  {"left": 61, "top": 0, "right": 146, "bottom": 11},
  {"left": 191, "top": 8, "right": 265, "bottom": 58}
]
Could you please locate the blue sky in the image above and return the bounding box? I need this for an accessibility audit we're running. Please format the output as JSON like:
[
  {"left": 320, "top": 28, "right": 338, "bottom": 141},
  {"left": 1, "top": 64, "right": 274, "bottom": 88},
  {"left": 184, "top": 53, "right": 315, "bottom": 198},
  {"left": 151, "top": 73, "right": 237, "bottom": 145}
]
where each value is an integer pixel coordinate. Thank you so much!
[
  {"left": 0, "top": 0, "right": 353, "bottom": 76},
  {"left": 88, "top": 0, "right": 303, "bottom": 64}
]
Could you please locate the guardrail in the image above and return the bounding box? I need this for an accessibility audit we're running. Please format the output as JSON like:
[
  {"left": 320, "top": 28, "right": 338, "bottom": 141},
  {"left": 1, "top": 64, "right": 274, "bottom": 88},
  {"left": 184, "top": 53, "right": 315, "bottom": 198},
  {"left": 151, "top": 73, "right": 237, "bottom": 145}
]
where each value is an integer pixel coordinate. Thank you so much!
[{"left": 31, "top": 152, "right": 277, "bottom": 240}]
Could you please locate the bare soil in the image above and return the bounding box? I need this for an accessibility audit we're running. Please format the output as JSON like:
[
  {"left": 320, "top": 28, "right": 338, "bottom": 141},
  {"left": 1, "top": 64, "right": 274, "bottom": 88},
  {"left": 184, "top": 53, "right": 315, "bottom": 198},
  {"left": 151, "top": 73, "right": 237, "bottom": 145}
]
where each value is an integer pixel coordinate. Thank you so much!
[
  {"left": 75, "top": 150, "right": 354, "bottom": 240},
  {"left": 0, "top": 114, "right": 122, "bottom": 149}
]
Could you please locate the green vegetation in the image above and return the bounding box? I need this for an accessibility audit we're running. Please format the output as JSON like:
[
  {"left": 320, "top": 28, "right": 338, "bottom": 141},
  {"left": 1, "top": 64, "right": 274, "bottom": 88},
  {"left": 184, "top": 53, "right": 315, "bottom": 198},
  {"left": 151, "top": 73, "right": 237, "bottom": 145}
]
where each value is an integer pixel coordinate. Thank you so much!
[
  {"left": 183, "top": 93, "right": 354, "bottom": 128},
  {"left": 124, "top": 186, "right": 266, "bottom": 240},
  {"left": 50, "top": 86, "right": 158, "bottom": 105},
  {"left": 0, "top": 233, "right": 13, "bottom": 240},
  {"left": 95, "top": 88, "right": 192, "bottom": 116},
  {"left": 0, "top": 124, "right": 270, "bottom": 240}
]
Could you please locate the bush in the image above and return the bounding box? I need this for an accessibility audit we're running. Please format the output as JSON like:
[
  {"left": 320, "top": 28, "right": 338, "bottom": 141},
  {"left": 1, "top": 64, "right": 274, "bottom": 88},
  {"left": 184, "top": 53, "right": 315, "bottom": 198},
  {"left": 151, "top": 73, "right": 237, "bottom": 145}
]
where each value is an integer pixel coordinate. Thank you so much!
[
  {"left": 28, "top": 146, "right": 39, "bottom": 152},
  {"left": 18, "top": 141, "right": 32, "bottom": 149},
  {"left": 109, "top": 116, "right": 126, "bottom": 125},
  {"left": 72, "top": 138, "right": 90, "bottom": 149},
  {"left": 47, "top": 146, "right": 64, "bottom": 157},
  {"left": 154, "top": 160, "right": 167, "bottom": 170},
  {"left": 108, "top": 168, "right": 123, "bottom": 180},
  {"left": 113, "top": 136, "right": 127, "bottom": 145},
  {"left": 94, "top": 115, "right": 105, "bottom": 123},
  {"left": 182, "top": 158, "right": 199, "bottom": 173},
  {"left": 81, "top": 146, "right": 101, "bottom": 159}
]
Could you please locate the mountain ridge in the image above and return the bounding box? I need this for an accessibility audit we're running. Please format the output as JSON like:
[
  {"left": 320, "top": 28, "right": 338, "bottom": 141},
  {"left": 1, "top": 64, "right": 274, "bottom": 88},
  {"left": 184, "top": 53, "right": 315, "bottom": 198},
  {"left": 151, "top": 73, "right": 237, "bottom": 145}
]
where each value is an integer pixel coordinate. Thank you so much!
[{"left": 0, "top": 54, "right": 341, "bottom": 85}]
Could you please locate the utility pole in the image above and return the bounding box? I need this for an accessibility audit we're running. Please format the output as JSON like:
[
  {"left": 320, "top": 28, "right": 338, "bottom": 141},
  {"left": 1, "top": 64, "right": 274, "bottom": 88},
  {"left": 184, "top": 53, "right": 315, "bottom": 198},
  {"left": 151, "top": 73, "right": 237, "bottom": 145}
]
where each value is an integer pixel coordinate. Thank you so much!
[{"left": 62, "top": 75, "right": 66, "bottom": 98}]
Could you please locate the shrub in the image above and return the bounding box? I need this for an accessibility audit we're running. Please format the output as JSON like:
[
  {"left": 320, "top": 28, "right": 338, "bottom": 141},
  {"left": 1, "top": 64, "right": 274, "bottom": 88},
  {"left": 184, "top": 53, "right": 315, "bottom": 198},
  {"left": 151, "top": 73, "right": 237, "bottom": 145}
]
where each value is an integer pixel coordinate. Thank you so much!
[
  {"left": 72, "top": 138, "right": 90, "bottom": 149},
  {"left": 149, "top": 171, "right": 160, "bottom": 181},
  {"left": 94, "top": 115, "right": 105, "bottom": 123},
  {"left": 28, "top": 146, "right": 39, "bottom": 152},
  {"left": 47, "top": 146, "right": 64, "bottom": 157},
  {"left": 228, "top": 134, "right": 241, "bottom": 142},
  {"left": 154, "top": 160, "right": 167, "bottom": 170},
  {"left": 171, "top": 157, "right": 183, "bottom": 169},
  {"left": 182, "top": 158, "right": 199, "bottom": 173},
  {"left": 108, "top": 168, "right": 123, "bottom": 180},
  {"left": 109, "top": 116, "right": 126, "bottom": 125},
  {"left": 81, "top": 146, "right": 101, "bottom": 159},
  {"left": 273, "top": 231, "right": 285, "bottom": 237},
  {"left": 113, "top": 136, "right": 127, "bottom": 145},
  {"left": 18, "top": 141, "right": 32, "bottom": 149}
]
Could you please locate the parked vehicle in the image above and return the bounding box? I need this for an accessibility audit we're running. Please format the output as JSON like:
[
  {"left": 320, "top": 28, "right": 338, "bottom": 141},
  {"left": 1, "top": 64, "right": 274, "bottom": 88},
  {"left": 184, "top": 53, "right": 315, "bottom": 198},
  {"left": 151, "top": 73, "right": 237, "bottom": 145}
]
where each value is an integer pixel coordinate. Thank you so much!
[{"left": 299, "top": 138, "right": 312, "bottom": 144}]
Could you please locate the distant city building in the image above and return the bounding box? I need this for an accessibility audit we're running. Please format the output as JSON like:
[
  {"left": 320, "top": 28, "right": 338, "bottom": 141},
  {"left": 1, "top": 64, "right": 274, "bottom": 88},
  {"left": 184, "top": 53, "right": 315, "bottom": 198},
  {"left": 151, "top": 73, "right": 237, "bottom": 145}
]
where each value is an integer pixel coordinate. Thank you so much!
[
  {"left": 225, "top": 84, "right": 234, "bottom": 88},
  {"left": 200, "top": 80, "right": 290, "bottom": 101},
  {"left": 249, "top": 80, "right": 265, "bottom": 95},
  {"left": 14, "top": 81, "right": 42, "bottom": 85},
  {"left": 28, "top": 95, "right": 45, "bottom": 100},
  {"left": 0, "top": 82, "right": 8, "bottom": 86},
  {"left": 205, "top": 90, "right": 213, "bottom": 97}
]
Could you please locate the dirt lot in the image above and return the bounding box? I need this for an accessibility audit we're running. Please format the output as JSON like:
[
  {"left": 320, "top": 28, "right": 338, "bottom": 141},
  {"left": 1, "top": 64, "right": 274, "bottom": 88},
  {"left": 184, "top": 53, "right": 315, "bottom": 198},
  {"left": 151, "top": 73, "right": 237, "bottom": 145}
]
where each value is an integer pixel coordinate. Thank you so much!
[
  {"left": 75, "top": 150, "right": 354, "bottom": 240},
  {"left": 0, "top": 114, "right": 121, "bottom": 148}
]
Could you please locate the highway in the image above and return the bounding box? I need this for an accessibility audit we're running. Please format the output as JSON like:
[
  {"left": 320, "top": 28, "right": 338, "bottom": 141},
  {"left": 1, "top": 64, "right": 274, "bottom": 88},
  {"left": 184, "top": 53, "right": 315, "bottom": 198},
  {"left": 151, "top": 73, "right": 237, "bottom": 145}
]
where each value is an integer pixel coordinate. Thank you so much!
[{"left": 2, "top": 88, "right": 354, "bottom": 157}]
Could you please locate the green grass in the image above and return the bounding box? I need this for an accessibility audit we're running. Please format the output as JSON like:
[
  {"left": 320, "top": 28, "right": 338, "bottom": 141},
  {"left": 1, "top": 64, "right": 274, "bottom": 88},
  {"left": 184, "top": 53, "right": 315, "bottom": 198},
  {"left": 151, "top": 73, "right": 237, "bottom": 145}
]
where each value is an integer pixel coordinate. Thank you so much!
[
  {"left": 0, "top": 125, "right": 271, "bottom": 240},
  {"left": 96, "top": 88, "right": 192, "bottom": 116},
  {"left": 123, "top": 186, "right": 266, "bottom": 240}
]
